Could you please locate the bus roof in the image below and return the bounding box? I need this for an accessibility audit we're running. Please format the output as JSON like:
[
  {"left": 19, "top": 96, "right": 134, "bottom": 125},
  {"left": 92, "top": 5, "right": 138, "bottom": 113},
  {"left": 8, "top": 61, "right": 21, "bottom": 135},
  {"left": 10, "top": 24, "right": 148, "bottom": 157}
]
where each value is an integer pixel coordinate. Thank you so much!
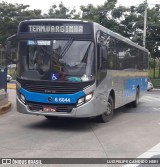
[{"left": 21, "top": 18, "right": 89, "bottom": 23}]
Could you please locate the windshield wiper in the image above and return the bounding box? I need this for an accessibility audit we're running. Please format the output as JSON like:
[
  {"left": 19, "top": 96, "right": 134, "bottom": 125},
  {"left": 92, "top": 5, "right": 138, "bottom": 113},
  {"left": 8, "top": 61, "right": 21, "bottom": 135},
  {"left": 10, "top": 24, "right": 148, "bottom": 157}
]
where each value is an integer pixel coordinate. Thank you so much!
[
  {"left": 60, "top": 38, "right": 73, "bottom": 57},
  {"left": 55, "top": 38, "right": 74, "bottom": 66}
]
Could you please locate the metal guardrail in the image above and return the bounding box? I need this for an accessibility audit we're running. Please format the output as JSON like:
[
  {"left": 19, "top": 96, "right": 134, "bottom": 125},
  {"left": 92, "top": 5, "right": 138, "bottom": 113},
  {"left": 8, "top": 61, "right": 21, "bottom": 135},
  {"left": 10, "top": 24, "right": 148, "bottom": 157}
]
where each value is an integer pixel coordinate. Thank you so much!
[{"left": 150, "top": 79, "right": 160, "bottom": 88}]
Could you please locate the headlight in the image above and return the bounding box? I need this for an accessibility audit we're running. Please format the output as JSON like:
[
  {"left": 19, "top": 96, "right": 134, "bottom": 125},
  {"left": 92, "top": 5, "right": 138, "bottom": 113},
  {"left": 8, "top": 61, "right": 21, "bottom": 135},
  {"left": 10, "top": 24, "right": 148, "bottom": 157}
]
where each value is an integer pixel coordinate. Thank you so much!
[
  {"left": 20, "top": 94, "right": 26, "bottom": 104},
  {"left": 77, "top": 97, "right": 85, "bottom": 106},
  {"left": 85, "top": 93, "right": 93, "bottom": 101},
  {"left": 77, "top": 92, "right": 93, "bottom": 106}
]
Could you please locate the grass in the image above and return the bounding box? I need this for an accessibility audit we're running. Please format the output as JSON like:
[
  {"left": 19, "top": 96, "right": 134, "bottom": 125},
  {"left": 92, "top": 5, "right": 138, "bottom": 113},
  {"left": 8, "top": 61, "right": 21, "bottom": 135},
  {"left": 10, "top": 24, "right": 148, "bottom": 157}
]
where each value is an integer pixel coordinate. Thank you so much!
[
  {"left": 8, "top": 68, "right": 16, "bottom": 80},
  {"left": 149, "top": 69, "right": 160, "bottom": 88}
]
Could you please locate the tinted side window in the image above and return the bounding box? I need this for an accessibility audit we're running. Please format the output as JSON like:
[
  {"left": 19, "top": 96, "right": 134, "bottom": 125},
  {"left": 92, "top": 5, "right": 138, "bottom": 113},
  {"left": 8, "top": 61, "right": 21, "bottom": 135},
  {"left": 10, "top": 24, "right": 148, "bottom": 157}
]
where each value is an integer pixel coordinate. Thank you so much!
[
  {"left": 117, "top": 41, "right": 139, "bottom": 70},
  {"left": 138, "top": 51, "right": 148, "bottom": 70},
  {"left": 107, "top": 36, "right": 118, "bottom": 70},
  {"left": 126, "top": 46, "right": 137, "bottom": 69},
  {"left": 100, "top": 46, "right": 107, "bottom": 70},
  {"left": 117, "top": 41, "right": 129, "bottom": 70}
]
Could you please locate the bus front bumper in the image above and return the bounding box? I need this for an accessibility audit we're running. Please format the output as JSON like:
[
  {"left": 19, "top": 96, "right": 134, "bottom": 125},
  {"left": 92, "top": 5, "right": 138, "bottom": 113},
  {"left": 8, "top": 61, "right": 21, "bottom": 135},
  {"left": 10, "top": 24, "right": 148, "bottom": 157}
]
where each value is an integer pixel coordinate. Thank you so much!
[{"left": 16, "top": 97, "right": 97, "bottom": 118}]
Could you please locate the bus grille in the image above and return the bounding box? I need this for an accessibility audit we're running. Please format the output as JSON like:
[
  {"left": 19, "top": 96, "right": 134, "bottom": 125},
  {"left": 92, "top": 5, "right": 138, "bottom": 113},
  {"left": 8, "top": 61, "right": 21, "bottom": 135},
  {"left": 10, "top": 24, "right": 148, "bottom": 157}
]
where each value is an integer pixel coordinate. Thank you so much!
[
  {"left": 27, "top": 102, "right": 74, "bottom": 113},
  {"left": 23, "top": 83, "right": 80, "bottom": 94}
]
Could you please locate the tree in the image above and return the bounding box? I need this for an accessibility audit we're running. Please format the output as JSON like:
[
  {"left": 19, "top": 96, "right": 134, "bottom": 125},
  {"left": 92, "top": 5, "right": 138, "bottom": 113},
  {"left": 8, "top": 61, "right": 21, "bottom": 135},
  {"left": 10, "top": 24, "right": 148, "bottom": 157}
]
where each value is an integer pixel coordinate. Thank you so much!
[
  {"left": 47, "top": 2, "right": 80, "bottom": 19},
  {"left": 1, "top": 0, "right": 160, "bottom": 77},
  {"left": 0, "top": 1, "right": 42, "bottom": 45},
  {"left": 80, "top": 0, "right": 123, "bottom": 32},
  {"left": 118, "top": 3, "right": 160, "bottom": 78}
]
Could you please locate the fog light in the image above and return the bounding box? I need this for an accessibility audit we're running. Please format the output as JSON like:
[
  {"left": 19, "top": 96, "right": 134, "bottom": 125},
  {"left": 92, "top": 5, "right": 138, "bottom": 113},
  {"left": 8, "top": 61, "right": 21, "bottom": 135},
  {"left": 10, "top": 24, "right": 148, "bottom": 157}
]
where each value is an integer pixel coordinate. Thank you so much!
[
  {"left": 85, "top": 93, "right": 93, "bottom": 101},
  {"left": 77, "top": 97, "right": 85, "bottom": 106},
  {"left": 20, "top": 94, "right": 26, "bottom": 104}
]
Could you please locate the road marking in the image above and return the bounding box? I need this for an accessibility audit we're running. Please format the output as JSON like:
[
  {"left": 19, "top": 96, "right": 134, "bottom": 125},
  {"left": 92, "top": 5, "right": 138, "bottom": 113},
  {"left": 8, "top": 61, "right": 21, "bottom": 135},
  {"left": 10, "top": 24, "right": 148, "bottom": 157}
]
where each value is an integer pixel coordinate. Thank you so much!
[
  {"left": 141, "top": 98, "right": 152, "bottom": 102},
  {"left": 153, "top": 108, "right": 160, "bottom": 111},
  {"left": 141, "top": 96, "right": 160, "bottom": 102},
  {"left": 123, "top": 143, "right": 160, "bottom": 167},
  {"left": 144, "top": 96, "right": 160, "bottom": 101}
]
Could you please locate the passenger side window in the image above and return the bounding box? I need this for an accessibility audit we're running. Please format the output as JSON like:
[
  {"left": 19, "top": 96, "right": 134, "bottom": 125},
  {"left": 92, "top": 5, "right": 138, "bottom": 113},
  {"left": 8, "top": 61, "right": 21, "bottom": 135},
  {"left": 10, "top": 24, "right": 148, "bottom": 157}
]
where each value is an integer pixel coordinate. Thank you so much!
[
  {"left": 138, "top": 51, "right": 148, "bottom": 70},
  {"left": 100, "top": 45, "right": 107, "bottom": 70},
  {"left": 106, "top": 36, "right": 118, "bottom": 70},
  {"left": 117, "top": 41, "right": 137, "bottom": 70}
]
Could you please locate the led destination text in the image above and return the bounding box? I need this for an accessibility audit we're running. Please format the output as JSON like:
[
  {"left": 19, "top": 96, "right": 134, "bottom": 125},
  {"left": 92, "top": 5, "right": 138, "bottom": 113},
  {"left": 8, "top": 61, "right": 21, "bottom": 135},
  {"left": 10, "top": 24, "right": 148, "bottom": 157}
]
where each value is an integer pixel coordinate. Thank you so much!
[{"left": 28, "top": 25, "right": 84, "bottom": 33}]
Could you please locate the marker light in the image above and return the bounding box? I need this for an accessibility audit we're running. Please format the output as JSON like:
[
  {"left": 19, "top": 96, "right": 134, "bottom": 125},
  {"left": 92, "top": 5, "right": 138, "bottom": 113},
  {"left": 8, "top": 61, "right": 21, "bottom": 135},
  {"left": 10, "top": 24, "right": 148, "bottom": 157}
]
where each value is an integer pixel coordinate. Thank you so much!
[{"left": 85, "top": 93, "right": 93, "bottom": 101}]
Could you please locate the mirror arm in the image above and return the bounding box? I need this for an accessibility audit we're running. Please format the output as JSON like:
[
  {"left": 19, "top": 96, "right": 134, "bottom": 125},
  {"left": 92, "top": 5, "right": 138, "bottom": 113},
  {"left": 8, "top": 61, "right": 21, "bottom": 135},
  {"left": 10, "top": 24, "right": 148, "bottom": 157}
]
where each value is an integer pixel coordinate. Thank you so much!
[
  {"left": 7, "top": 34, "right": 17, "bottom": 41},
  {"left": 5, "top": 34, "right": 17, "bottom": 64}
]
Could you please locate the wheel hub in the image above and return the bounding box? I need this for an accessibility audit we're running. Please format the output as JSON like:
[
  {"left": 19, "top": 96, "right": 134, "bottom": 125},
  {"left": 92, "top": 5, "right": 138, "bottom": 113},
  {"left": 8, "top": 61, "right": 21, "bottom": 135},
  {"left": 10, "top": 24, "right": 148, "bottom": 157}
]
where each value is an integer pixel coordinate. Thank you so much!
[{"left": 106, "top": 102, "right": 112, "bottom": 115}]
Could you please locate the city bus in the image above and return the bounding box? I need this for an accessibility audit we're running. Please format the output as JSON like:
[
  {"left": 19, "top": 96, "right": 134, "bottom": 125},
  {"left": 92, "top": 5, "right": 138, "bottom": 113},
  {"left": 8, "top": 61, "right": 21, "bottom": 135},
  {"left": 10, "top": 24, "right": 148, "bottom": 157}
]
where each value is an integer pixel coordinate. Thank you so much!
[{"left": 7, "top": 19, "right": 148, "bottom": 123}]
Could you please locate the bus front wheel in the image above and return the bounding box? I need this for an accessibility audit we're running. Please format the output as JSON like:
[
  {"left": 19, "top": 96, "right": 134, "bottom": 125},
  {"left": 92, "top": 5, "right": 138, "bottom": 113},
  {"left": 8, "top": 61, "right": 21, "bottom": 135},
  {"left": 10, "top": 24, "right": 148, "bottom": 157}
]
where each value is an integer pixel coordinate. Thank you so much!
[{"left": 96, "top": 96, "right": 114, "bottom": 123}]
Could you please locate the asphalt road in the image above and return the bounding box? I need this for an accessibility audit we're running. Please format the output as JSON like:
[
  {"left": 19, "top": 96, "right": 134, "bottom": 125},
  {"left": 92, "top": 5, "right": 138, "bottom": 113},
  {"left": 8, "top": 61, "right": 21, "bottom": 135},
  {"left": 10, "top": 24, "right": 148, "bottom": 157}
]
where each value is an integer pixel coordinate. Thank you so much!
[{"left": 1, "top": 89, "right": 160, "bottom": 167}]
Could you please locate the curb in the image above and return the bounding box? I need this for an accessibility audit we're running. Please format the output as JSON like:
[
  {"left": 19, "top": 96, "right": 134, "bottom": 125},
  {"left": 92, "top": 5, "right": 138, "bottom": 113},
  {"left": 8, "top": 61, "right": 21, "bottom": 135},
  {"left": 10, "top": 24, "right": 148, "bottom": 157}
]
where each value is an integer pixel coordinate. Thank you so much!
[
  {"left": 7, "top": 84, "right": 16, "bottom": 89},
  {"left": 153, "top": 89, "right": 160, "bottom": 91},
  {"left": 0, "top": 101, "right": 12, "bottom": 115}
]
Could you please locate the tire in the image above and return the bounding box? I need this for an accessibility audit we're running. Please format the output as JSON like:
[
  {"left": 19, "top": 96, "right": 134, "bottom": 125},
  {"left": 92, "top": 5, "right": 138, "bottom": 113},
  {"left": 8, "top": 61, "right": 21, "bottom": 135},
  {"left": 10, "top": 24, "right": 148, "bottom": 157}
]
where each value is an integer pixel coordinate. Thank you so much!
[
  {"left": 131, "top": 88, "right": 139, "bottom": 108},
  {"left": 96, "top": 96, "right": 114, "bottom": 123}
]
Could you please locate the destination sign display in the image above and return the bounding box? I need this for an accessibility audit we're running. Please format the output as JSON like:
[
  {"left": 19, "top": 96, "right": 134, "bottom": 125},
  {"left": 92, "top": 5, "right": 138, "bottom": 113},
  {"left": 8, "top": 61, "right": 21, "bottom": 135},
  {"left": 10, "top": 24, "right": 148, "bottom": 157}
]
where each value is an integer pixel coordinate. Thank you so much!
[
  {"left": 28, "top": 25, "right": 84, "bottom": 33},
  {"left": 18, "top": 21, "right": 92, "bottom": 35}
]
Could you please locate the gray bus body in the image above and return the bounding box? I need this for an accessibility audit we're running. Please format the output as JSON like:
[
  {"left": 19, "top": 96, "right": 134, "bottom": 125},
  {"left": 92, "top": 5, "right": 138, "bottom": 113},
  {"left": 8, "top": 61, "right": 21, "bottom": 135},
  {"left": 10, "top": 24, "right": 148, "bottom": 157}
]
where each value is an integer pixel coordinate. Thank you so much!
[{"left": 15, "top": 19, "right": 148, "bottom": 122}]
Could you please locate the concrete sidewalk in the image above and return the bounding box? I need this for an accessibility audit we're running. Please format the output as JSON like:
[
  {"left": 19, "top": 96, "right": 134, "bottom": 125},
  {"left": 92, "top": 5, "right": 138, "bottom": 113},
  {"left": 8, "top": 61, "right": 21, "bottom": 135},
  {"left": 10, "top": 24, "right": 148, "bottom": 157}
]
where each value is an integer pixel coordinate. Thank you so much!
[
  {"left": 0, "top": 101, "right": 12, "bottom": 115},
  {"left": 0, "top": 91, "right": 11, "bottom": 115}
]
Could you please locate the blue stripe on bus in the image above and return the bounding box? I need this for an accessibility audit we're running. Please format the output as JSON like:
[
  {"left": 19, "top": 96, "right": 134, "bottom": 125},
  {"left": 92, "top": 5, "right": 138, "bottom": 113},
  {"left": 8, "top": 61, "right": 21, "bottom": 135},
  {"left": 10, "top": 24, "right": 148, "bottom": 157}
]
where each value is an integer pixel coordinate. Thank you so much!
[
  {"left": 125, "top": 77, "right": 148, "bottom": 97},
  {"left": 19, "top": 88, "right": 85, "bottom": 104}
]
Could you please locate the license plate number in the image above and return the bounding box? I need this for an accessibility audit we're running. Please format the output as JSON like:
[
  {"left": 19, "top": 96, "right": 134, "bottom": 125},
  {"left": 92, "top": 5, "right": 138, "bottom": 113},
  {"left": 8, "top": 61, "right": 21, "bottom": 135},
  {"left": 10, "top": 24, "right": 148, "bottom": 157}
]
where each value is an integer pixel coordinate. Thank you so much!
[{"left": 43, "top": 106, "right": 56, "bottom": 112}]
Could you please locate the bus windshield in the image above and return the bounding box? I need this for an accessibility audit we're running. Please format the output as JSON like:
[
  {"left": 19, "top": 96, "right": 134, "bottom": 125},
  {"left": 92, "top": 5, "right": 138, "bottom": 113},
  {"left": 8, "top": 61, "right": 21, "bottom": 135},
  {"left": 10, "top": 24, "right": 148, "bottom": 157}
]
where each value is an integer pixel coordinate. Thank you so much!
[{"left": 17, "top": 39, "right": 95, "bottom": 82}]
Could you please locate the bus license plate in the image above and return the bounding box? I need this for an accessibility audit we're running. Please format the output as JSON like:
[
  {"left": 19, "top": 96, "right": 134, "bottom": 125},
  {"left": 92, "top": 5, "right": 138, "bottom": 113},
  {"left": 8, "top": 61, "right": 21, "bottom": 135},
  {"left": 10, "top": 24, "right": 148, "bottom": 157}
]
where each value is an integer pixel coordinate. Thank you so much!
[{"left": 43, "top": 106, "right": 56, "bottom": 112}]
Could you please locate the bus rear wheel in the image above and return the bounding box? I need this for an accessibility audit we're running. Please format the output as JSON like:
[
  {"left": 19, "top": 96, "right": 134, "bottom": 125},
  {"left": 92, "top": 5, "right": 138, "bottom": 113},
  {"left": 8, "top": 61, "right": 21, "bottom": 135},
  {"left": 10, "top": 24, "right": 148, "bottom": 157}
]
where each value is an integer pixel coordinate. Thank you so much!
[{"left": 96, "top": 96, "right": 114, "bottom": 123}]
